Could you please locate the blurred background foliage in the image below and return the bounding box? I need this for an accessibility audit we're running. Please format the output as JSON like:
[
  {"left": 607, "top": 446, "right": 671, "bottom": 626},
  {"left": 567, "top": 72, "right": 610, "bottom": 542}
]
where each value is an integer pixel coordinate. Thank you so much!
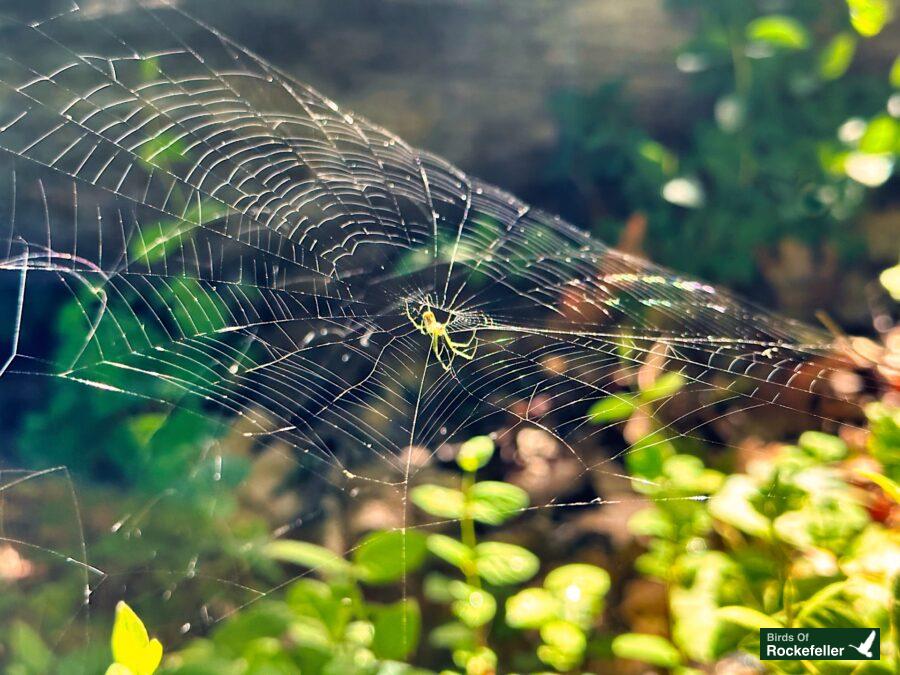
[{"left": 2, "top": 0, "right": 900, "bottom": 673}]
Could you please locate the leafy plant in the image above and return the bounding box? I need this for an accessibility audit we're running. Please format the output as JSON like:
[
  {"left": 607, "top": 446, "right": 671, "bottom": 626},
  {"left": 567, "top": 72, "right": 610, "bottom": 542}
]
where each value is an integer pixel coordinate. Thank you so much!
[
  {"left": 545, "top": 0, "right": 897, "bottom": 302},
  {"left": 412, "top": 435, "right": 613, "bottom": 673}
]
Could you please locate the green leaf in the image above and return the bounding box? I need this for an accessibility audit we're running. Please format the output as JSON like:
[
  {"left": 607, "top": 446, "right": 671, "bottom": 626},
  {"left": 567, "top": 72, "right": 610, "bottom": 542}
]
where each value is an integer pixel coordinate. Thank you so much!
[
  {"left": 819, "top": 33, "right": 856, "bottom": 80},
  {"left": 456, "top": 435, "right": 494, "bottom": 472},
  {"left": 624, "top": 436, "right": 674, "bottom": 481},
  {"left": 410, "top": 484, "right": 465, "bottom": 520},
  {"left": 453, "top": 646, "right": 497, "bottom": 674},
  {"left": 859, "top": 116, "right": 899, "bottom": 154},
  {"left": 798, "top": 431, "right": 848, "bottom": 462},
  {"left": 891, "top": 56, "right": 900, "bottom": 88},
  {"left": 424, "top": 572, "right": 455, "bottom": 603},
  {"left": 588, "top": 394, "right": 639, "bottom": 424},
  {"left": 612, "top": 633, "right": 682, "bottom": 668},
  {"left": 449, "top": 581, "right": 497, "bottom": 627},
  {"left": 110, "top": 602, "right": 163, "bottom": 675},
  {"left": 538, "top": 620, "right": 587, "bottom": 671},
  {"left": 285, "top": 578, "right": 351, "bottom": 640},
  {"left": 709, "top": 475, "right": 770, "bottom": 539},
  {"left": 474, "top": 542, "right": 539, "bottom": 585},
  {"left": 717, "top": 606, "right": 782, "bottom": 630},
  {"left": 544, "top": 564, "right": 610, "bottom": 600},
  {"left": 545, "top": 564, "right": 610, "bottom": 630},
  {"left": 429, "top": 622, "right": 476, "bottom": 651},
  {"left": 10, "top": 621, "right": 54, "bottom": 673},
  {"left": 264, "top": 540, "right": 352, "bottom": 577},
  {"left": 468, "top": 481, "right": 529, "bottom": 525},
  {"left": 353, "top": 530, "right": 427, "bottom": 584},
  {"left": 505, "top": 588, "right": 561, "bottom": 628},
  {"left": 372, "top": 599, "right": 420, "bottom": 660},
  {"left": 847, "top": 0, "right": 893, "bottom": 37},
  {"left": 639, "top": 371, "right": 686, "bottom": 402},
  {"left": 628, "top": 506, "right": 675, "bottom": 539},
  {"left": 426, "top": 534, "right": 472, "bottom": 569},
  {"left": 746, "top": 15, "right": 810, "bottom": 50},
  {"left": 796, "top": 581, "right": 867, "bottom": 628}
]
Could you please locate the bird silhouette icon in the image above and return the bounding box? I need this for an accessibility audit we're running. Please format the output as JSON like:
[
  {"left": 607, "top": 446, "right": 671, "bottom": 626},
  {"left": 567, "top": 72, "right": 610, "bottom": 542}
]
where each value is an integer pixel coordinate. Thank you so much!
[{"left": 850, "top": 630, "right": 876, "bottom": 658}]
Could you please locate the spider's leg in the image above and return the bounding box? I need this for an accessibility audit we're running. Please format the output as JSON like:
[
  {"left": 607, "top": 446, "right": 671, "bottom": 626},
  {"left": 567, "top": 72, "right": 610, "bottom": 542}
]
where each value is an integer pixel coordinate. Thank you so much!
[
  {"left": 447, "top": 329, "right": 477, "bottom": 349},
  {"left": 406, "top": 303, "right": 424, "bottom": 333},
  {"left": 433, "top": 334, "right": 451, "bottom": 371},
  {"left": 446, "top": 329, "right": 478, "bottom": 361}
]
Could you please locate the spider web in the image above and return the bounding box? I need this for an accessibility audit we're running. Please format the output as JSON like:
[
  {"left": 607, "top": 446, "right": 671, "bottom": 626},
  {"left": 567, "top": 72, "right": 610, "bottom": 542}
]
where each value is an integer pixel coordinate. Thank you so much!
[{"left": 0, "top": 0, "right": 865, "bottom": 659}]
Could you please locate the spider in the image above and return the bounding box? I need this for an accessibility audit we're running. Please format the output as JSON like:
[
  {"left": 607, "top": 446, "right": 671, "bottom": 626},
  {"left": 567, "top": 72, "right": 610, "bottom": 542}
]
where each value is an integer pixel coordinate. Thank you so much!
[{"left": 406, "top": 302, "right": 478, "bottom": 371}]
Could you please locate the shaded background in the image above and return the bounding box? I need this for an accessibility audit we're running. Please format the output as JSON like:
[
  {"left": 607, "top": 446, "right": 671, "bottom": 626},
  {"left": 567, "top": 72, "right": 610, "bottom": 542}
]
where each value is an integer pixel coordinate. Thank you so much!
[{"left": 141, "top": 0, "right": 900, "bottom": 327}]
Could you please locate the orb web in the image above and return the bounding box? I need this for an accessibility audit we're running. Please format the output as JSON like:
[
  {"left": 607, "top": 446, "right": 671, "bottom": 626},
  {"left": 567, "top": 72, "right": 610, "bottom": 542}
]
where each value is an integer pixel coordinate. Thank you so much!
[{"left": 0, "top": 0, "right": 864, "bottom": 656}]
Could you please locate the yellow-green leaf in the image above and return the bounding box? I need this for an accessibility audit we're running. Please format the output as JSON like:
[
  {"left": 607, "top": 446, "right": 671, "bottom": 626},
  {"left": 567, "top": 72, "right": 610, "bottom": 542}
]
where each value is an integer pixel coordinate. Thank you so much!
[
  {"left": 879, "top": 264, "right": 900, "bottom": 300},
  {"left": 474, "top": 542, "right": 539, "bottom": 585},
  {"left": 110, "top": 602, "right": 163, "bottom": 675},
  {"left": 612, "top": 633, "right": 682, "bottom": 668},
  {"left": 468, "top": 481, "right": 529, "bottom": 525},
  {"left": 857, "top": 469, "right": 900, "bottom": 503},
  {"left": 847, "top": 0, "right": 893, "bottom": 37},
  {"left": 746, "top": 15, "right": 810, "bottom": 50},
  {"left": 891, "top": 55, "right": 900, "bottom": 88},
  {"left": 456, "top": 436, "right": 494, "bottom": 472},
  {"left": 263, "top": 540, "right": 352, "bottom": 577},
  {"left": 819, "top": 33, "right": 856, "bottom": 80},
  {"left": 588, "top": 394, "right": 639, "bottom": 424},
  {"left": 717, "top": 605, "right": 783, "bottom": 629},
  {"left": 639, "top": 371, "right": 686, "bottom": 402},
  {"left": 411, "top": 484, "right": 466, "bottom": 519}
]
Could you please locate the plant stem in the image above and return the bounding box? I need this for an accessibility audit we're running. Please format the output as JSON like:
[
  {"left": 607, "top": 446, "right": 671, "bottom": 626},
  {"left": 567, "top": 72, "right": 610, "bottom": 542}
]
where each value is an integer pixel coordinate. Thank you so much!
[{"left": 461, "top": 469, "right": 480, "bottom": 589}]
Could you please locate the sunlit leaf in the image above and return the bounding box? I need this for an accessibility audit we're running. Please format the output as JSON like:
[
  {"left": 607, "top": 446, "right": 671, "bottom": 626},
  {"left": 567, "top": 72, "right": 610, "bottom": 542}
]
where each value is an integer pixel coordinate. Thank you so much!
[
  {"left": 880, "top": 264, "right": 900, "bottom": 300},
  {"left": 449, "top": 581, "right": 496, "bottom": 627},
  {"left": 426, "top": 534, "right": 472, "bottom": 569},
  {"left": 544, "top": 564, "right": 610, "bottom": 600},
  {"left": 264, "top": 540, "right": 351, "bottom": 577},
  {"left": 505, "top": 588, "right": 561, "bottom": 628},
  {"left": 891, "top": 56, "right": 900, "bottom": 88},
  {"left": 353, "top": 530, "right": 427, "bottom": 584},
  {"left": 847, "top": 0, "right": 893, "bottom": 37},
  {"left": 410, "top": 484, "right": 466, "bottom": 519},
  {"left": 110, "top": 602, "right": 163, "bottom": 675},
  {"left": 746, "top": 15, "right": 810, "bottom": 50},
  {"left": 537, "top": 620, "right": 586, "bottom": 671},
  {"left": 798, "top": 431, "right": 848, "bottom": 462},
  {"left": 857, "top": 469, "right": 900, "bottom": 503},
  {"left": 640, "top": 371, "right": 686, "bottom": 402},
  {"left": 710, "top": 476, "right": 771, "bottom": 538},
  {"left": 456, "top": 435, "right": 494, "bottom": 472},
  {"left": 859, "top": 115, "right": 899, "bottom": 153},
  {"left": 717, "top": 606, "right": 782, "bottom": 630},
  {"left": 612, "top": 633, "right": 682, "bottom": 668},
  {"left": 588, "top": 394, "right": 639, "bottom": 424},
  {"left": 429, "top": 621, "right": 475, "bottom": 651},
  {"left": 474, "top": 542, "right": 539, "bottom": 585},
  {"left": 468, "top": 481, "right": 529, "bottom": 525},
  {"left": 819, "top": 33, "right": 856, "bottom": 80}
]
